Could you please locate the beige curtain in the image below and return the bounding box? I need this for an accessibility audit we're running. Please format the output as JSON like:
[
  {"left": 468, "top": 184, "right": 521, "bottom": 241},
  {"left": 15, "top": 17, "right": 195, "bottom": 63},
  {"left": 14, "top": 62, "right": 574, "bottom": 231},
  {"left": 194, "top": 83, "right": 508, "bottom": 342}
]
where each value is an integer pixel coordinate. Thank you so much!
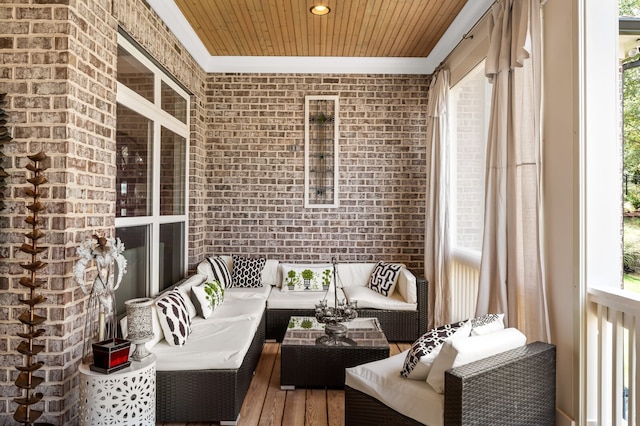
[
  {"left": 475, "top": 0, "right": 550, "bottom": 343},
  {"left": 425, "top": 69, "right": 453, "bottom": 328}
]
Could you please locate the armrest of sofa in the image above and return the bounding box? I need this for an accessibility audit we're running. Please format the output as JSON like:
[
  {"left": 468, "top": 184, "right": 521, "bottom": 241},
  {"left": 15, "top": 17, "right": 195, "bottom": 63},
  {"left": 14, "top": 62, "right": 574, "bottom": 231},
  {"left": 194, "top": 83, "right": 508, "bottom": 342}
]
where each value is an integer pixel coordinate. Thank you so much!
[
  {"left": 413, "top": 274, "right": 428, "bottom": 337},
  {"left": 443, "top": 341, "right": 556, "bottom": 426}
]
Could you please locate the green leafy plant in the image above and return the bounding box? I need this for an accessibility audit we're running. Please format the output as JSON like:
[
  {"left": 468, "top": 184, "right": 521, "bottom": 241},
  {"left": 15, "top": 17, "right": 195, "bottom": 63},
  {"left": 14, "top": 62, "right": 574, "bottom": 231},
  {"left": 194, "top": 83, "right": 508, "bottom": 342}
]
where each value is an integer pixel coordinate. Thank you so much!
[
  {"left": 624, "top": 241, "right": 640, "bottom": 273},
  {"left": 286, "top": 270, "right": 298, "bottom": 289},
  {"left": 204, "top": 280, "right": 224, "bottom": 309},
  {"left": 301, "top": 269, "right": 314, "bottom": 290},
  {"left": 322, "top": 269, "right": 331, "bottom": 289},
  {"left": 626, "top": 192, "right": 640, "bottom": 211},
  {"left": 301, "top": 318, "right": 313, "bottom": 329},
  {"left": 301, "top": 269, "right": 314, "bottom": 281}
]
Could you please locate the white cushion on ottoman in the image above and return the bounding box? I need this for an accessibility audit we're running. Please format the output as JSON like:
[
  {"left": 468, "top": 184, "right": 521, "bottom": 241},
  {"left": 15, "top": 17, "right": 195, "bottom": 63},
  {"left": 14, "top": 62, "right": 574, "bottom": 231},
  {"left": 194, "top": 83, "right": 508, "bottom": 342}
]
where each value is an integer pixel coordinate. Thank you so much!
[{"left": 345, "top": 350, "right": 444, "bottom": 426}]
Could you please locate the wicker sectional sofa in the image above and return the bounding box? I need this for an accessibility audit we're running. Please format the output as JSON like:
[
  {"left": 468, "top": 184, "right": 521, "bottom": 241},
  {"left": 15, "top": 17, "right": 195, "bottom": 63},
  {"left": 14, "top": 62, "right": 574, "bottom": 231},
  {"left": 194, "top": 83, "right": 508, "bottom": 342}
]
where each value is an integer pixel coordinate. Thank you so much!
[
  {"left": 197, "top": 256, "right": 429, "bottom": 342},
  {"left": 142, "top": 273, "right": 267, "bottom": 424},
  {"left": 134, "top": 256, "right": 427, "bottom": 424}
]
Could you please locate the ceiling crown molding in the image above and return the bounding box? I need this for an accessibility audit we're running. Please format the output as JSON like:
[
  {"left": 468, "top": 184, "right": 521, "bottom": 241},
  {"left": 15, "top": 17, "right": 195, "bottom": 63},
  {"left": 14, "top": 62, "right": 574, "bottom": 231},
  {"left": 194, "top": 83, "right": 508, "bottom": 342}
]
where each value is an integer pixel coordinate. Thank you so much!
[{"left": 147, "top": 0, "right": 493, "bottom": 75}]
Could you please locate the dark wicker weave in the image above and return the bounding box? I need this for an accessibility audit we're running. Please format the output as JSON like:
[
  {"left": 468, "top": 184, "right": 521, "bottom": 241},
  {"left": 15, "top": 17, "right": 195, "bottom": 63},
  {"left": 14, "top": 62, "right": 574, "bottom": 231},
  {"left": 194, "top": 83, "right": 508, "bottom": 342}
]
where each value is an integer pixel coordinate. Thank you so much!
[
  {"left": 266, "top": 275, "right": 428, "bottom": 342},
  {"left": 345, "top": 342, "right": 556, "bottom": 426},
  {"left": 155, "top": 313, "right": 266, "bottom": 423},
  {"left": 280, "top": 321, "right": 389, "bottom": 388}
]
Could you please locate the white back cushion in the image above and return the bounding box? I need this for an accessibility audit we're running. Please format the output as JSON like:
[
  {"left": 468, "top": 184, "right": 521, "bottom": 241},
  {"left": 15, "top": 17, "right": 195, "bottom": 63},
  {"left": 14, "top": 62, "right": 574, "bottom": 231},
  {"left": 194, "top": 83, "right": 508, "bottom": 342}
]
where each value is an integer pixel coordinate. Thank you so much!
[
  {"left": 395, "top": 268, "right": 417, "bottom": 303},
  {"left": 336, "top": 263, "right": 376, "bottom": 287},
  {"left": 426, "top": 327, "right": 527, "bottom": 393}
]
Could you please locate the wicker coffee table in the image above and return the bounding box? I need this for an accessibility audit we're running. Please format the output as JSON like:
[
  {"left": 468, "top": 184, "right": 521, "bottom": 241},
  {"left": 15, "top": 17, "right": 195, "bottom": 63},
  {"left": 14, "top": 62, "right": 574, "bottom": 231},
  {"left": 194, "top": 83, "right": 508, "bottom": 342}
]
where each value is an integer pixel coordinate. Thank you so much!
[{"left": 280, "top": 317, "right": 389, "bottom": 389}]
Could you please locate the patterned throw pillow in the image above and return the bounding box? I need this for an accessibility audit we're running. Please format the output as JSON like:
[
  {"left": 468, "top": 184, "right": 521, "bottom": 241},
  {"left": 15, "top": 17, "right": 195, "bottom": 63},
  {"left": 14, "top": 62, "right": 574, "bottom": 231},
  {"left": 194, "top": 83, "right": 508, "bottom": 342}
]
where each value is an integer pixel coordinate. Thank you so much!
[
  {"left": 190, "top": 280, "right": 225, "bottom": 319},
  {"left": 367, "top": 261, "right": 403, "bottom": 297},
  {"left": 231, "top": 254, "right": 266, "bottom": 288},
  {"left": 281, "top": 264, "right": 333, "bottom": 292},
  {"left": 155, "top": 289, "right": 192, "bottom": 347},
  {"left": 400, "top": 320, "right": 471, "bottom": 380},
  {"left": 206, "top": 256, "right": 232, "bottom": 288},
  {"left": 470, "top": 313, "right": 505, "bottom": 336}
]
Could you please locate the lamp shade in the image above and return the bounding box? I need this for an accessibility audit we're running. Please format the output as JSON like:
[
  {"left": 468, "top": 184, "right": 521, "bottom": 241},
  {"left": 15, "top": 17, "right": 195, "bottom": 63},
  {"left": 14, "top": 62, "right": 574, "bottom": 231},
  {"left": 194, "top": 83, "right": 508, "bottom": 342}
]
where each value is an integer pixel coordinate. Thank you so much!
[{"left": 125, "top": 297, "right": 154, "bottom": 341}]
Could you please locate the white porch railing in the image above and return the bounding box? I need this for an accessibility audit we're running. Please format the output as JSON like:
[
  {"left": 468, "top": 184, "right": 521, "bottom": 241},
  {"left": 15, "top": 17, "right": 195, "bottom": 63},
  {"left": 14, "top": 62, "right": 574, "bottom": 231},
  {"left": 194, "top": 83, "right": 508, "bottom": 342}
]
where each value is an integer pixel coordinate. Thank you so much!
[
  {"left": 449, "top": 248, "right": 480, "bottom": 322},
  {"left": 588, "top": 287, "right": 640, "bottom": 426}
]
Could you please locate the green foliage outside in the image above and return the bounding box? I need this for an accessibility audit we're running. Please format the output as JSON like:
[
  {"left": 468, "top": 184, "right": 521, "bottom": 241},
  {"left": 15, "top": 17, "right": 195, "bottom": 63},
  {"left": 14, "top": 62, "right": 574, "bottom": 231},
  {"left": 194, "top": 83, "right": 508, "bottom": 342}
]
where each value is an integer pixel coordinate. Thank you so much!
[
  {"left": 621, "top": 0, "right": 640, "bottom": 293},
  {"left": 620, "top": 0, "right": 640, "bottom": 17},
  {"left": 625, "top": 217, "right": 640, "bottom": 292},
  {"left": 622, "top": 0, "right": 640, "bottom": 192}
]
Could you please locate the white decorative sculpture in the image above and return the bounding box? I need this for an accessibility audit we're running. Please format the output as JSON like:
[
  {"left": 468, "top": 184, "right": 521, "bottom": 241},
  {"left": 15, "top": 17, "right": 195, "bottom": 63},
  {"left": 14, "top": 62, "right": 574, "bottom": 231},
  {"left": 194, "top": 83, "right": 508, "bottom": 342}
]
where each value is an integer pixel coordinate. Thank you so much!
[{"left": 73, "top": 234, "right": 127, "bottom": 363}]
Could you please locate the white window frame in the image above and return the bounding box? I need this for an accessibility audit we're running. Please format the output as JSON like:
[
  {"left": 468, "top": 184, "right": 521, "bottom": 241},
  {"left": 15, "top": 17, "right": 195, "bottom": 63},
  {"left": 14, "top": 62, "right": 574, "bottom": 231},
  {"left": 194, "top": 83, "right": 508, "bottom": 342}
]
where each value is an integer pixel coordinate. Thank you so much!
[{"left": 115, "top": 34, "right": 190, "bottom": 296}]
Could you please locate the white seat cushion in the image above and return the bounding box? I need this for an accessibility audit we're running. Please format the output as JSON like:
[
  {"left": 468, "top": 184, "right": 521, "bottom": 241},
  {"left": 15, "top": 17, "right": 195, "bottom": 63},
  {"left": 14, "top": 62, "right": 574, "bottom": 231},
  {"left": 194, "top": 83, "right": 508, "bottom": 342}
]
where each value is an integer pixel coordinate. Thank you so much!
[
  {"left": 153, "top": 298, "right": 265, "bottom": 371},
  {"left": 342, "top": 286, "right": 417, "bottom": 311},
  {"left": 267, "top": 287, "right": 346, "bottom": 309},
  {"left": 345, "top": 350, "right": 444, "bottom": 426},
  {"left": 224, "top": 285, "right": 271, "bottom": 300}
]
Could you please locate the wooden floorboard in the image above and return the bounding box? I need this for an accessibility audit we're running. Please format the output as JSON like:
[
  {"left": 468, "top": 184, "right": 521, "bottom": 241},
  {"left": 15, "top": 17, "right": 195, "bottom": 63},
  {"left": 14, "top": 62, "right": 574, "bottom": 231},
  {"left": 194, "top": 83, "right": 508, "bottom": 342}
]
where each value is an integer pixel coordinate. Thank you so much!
[{"left": 158, "top": 342, "right": 407, "bottom": 426}]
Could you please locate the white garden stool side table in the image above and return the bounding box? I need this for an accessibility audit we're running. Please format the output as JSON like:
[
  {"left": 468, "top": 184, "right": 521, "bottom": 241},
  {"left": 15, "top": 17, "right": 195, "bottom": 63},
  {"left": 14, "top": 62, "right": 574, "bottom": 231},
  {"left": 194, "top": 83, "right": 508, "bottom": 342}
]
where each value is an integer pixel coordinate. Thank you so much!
[{"left": 78, "top": 354, "right": 156, "bottom": 426}]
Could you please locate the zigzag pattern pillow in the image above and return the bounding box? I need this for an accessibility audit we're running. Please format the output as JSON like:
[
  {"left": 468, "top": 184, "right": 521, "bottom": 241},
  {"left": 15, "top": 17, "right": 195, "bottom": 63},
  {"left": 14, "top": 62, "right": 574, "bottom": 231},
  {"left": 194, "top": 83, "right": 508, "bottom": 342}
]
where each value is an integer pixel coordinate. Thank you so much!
[
  {"left": 231, "top": 254, "right": 266, "bottom": 288},
  {"left": 206, "top": 256, "right": 232, "bottom": 288},
  {"left": 155, "top": 289, "right": 191, "bottom": 347},
  {"left": 367, "top": 261, "right": 403, "bottom": 297},
  {"left": 400, "top": 320, "right": 471, "bottom": 380}
]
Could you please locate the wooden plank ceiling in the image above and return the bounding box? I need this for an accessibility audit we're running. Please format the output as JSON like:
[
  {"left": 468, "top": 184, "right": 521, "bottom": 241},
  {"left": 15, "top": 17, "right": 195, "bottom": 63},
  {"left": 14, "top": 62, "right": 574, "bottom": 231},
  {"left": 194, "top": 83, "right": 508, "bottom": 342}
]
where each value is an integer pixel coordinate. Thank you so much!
[{"left": 175, "top": 0, "right": 468, "bottom": 57}]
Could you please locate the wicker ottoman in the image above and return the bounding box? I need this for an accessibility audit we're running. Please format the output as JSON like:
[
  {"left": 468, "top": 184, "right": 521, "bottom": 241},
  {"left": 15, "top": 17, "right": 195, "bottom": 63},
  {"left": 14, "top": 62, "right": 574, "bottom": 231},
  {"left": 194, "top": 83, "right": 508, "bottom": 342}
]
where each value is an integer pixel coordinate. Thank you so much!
[{"left": 280, "top": 317, "right": 389, "bottom": 389}]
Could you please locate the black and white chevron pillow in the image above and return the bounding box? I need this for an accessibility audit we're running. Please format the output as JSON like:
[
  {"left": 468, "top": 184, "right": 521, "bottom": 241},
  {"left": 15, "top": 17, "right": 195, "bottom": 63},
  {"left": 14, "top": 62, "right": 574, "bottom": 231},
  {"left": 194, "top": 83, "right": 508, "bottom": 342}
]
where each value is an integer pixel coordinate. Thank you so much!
[
  {"left": 155, "top": 289, "right": 191, "bottom": 347},
  {"left": 206, "top": 256, "right": 232, "bottom": 288},
  {"left": 367, "top": 261, "right": 403, "bottom": 297},
  {"left": 231, "top": 254, "right": 266, "bottom": 288}
]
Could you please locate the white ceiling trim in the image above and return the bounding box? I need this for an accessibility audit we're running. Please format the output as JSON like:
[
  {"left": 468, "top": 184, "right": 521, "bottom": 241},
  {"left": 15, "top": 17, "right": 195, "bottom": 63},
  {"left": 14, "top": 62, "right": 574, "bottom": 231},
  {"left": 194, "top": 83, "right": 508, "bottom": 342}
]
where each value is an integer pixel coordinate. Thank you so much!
[{"left": 146, "top": 0, "right": 493, "bottom": 75}]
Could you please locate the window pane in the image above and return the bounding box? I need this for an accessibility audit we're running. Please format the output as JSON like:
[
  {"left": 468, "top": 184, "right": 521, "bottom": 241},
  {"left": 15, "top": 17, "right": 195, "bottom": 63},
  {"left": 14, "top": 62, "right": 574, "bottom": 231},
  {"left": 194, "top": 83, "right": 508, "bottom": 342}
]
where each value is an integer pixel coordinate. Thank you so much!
[
  {"left": 117, "top": 45, "right": 154, "bottom": 102},
  {"left": 160, "top": 127, "right": 186, "bottom": 215},
  {"left": 161, "top": 81, "right": 188, "bottom": 123},
  {"left": 159, "top": 222, "right": 185, "bottom": 290},
  {"left": 115, "top": 225, "right": 149, "bottom": 316},
  {"left": 451, "top": 64, "right": 491, "bottom": 252},
  {"left": 116, "top": 104, "right": 153, "bottom": 218}
]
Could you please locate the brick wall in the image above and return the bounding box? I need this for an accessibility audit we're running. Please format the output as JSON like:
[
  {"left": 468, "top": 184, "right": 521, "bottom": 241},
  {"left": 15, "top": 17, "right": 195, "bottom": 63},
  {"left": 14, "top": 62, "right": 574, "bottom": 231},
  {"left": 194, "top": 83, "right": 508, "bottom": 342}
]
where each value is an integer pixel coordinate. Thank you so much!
[
  {"left": 0, "top": 0, "right": 119, "bottom": 423},
  {"left": 206, "top": 74, "right": 428, "bottom": 270},
  {"left": 0, "top": 0, "right": 207, "bottom": 423}
]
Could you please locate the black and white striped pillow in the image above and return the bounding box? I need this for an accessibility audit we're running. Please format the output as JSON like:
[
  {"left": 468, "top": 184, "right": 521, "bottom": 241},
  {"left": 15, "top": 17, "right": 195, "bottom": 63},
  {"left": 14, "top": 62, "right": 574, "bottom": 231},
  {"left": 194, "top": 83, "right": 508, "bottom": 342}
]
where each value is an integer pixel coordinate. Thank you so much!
[
  {"left": 155, "top": 289, "right": 191, "bottom": 347},
  {"left": 206, "top": 256, "right": 232, "bottom": 288},
  {"left": 367, "top": 261, "right": 403, "bottom": 297}
]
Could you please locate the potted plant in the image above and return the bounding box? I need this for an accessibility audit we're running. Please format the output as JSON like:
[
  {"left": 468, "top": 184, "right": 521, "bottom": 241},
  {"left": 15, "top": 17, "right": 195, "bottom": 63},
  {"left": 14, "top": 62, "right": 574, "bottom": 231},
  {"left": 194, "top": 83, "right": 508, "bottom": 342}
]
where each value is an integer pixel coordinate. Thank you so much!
[
  {"left": 322, "top": 268, "right": 331, "bottom": 291},
  {"left": 301, "top": 269, "right": 314, "bottom": 290},
  {"left": 286, "top": 270, "right": 297, "bottom": 290}
]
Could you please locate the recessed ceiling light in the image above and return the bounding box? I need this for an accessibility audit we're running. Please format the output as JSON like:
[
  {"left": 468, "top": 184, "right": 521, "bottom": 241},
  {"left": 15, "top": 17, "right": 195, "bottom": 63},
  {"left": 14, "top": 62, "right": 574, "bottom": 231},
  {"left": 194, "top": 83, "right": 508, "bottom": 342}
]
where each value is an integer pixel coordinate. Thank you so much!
[{"left": 310, "top": 5, "right": 330, "bottom": 16}]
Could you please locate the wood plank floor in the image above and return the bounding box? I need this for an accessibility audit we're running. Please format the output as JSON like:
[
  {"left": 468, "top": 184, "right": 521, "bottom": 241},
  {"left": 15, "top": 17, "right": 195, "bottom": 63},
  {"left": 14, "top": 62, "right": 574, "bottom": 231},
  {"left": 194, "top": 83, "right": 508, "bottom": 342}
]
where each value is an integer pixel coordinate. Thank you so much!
[{"left": 158, "top": 341, "right": 412, "bottom": 426}]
